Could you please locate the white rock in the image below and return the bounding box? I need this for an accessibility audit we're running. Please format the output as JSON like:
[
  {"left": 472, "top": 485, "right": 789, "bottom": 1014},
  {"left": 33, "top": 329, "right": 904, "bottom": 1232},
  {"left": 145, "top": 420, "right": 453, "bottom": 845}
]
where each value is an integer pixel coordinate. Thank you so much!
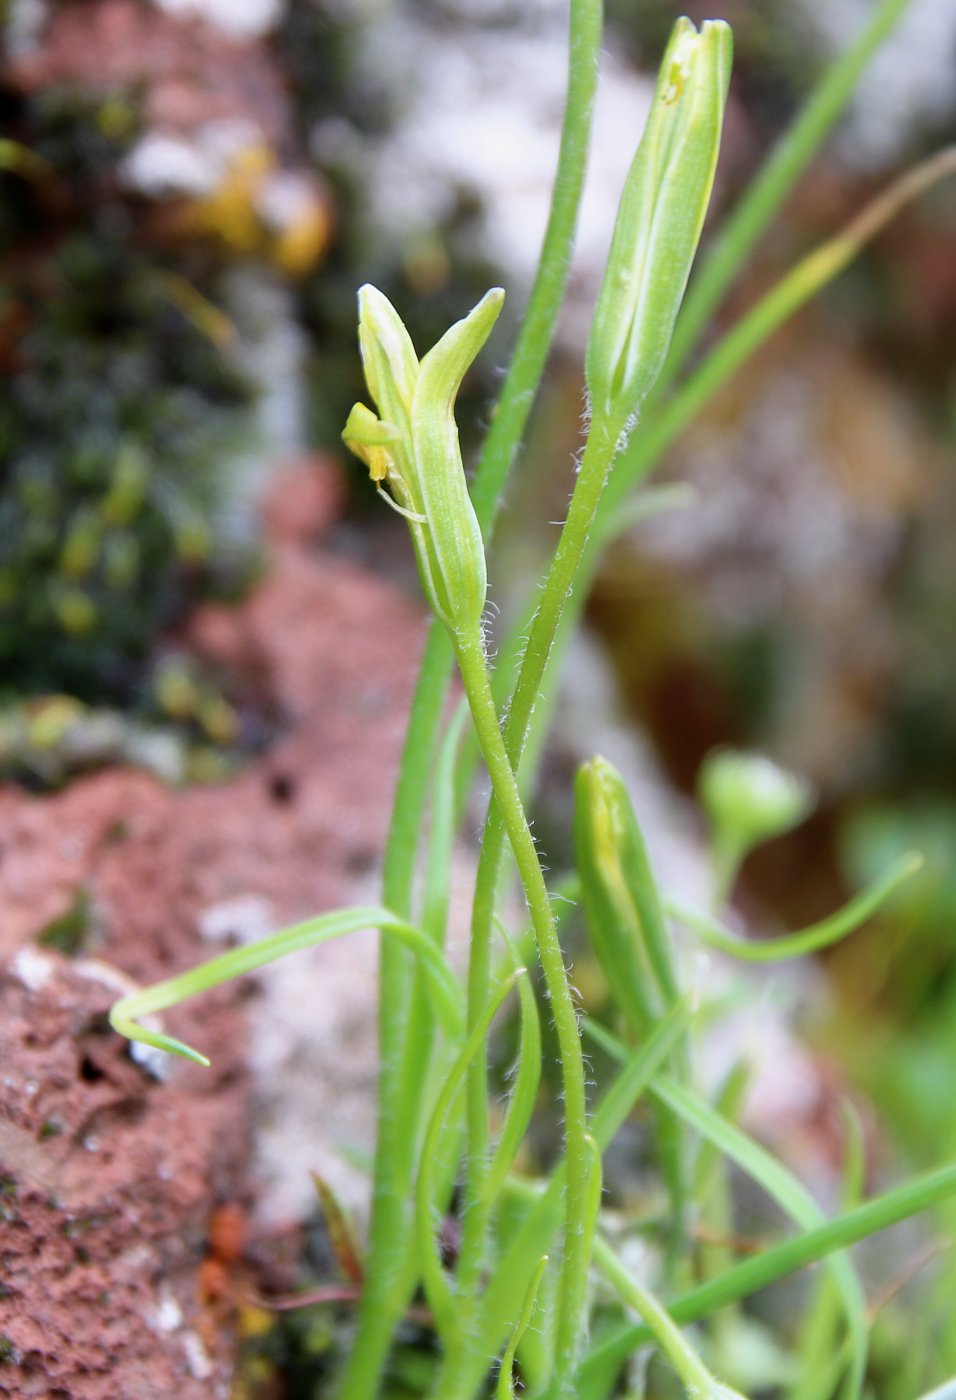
[
  {"left": 154, "top": 0, "right": 283, "bottom": 42},
  {"left": 181, "top": 1328, "right": 214, "bottom": 1380},
  {"left": 121, "top": 134, "right": 217, "bottom": 199},
  {"left": 11, "top": 945, "right": 56, "bottom": 992},
  {"left": 315, "top": 1, "right": 653, "bottom": 338},
  {"left": 257, "top": 170, "right": 318, "bottom": 235},
  {"left": 198, "top": 895, "right": 276, "bottom": 946},
  {"left": 5, "top": 0, "right": 46, "bottom": 60},
  {"left": 151, "top": 1286, "right": 183, "bottom": 1335}
]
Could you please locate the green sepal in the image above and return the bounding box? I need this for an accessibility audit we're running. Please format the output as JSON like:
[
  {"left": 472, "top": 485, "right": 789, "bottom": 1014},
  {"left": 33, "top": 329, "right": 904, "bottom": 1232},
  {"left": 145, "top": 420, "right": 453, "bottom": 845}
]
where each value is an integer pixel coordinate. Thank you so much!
[
  {"left": 573, "top": 755, "right": 677, "bottom": 1030},
  {"left": 342, "top": 403, "right": 401, "bottom": 448},
  {"left": 585, "top": 17, "right": 733, "bottom": 425},
  {"left": 347, "top": 286, "right": 503, "bottom": 636},
  {"left": 410, "top": 288, "right": 503, "bottom": 633},
  {"left": 357, "top": 284, "right": 419, "bottom": 425}
]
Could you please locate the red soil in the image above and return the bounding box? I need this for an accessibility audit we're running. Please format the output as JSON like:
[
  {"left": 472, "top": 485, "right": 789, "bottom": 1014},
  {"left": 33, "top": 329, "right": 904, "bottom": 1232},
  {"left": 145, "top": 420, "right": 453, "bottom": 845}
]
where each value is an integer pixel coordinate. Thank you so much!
[{"left": 0, "top": 458, "right": 424, "bottom": 1398}]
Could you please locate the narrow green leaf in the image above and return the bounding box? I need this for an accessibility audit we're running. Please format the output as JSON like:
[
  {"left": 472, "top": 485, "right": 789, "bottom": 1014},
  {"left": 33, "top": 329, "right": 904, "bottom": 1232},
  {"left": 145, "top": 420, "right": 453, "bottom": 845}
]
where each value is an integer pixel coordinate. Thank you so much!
[
  {"left": 110, "top": 905, "right": 463, "bottom": 1066},
  {"left": 585, "top": 1020, "right": 868, "bottom": 1396},
  {"left": 572, "top": 1163, "right": 956, "bottom": 1387},
  {"left": 667, "top": 852, "right": 922, "bottom": 963},
  {"left": 423, "top": 700, "right": 471, "bottom": 947},
  {"left": 485, "top": 955, "right": 543, "bottom": 1204},
  {"left": 592, "top": 1233, "right": 746, "bottom": 1399},
  {"left": 497, "top": 1255, "right": 549, "bottom": 1400},
  {"left": 415, "top": 970, "right": 526, "bottom": 1344}
]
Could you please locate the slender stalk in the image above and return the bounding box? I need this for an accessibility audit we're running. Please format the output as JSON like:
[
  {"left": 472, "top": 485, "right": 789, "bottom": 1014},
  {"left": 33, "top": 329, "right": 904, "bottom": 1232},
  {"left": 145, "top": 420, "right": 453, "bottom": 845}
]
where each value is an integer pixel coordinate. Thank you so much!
[
  {"left": 454, "top": 410, "right": 626, "bottom": 1344},
  {"left": 470, "top": 0, "right": 603, "bottom": 529},
  {"left": 452, "top": 814, "right": 505, "bottom": 1307},
  {"left": 334, "top": 626, "right": 454, "bottom": 1400},
  {"left": 592, "top": 1235, "right": 743, "bottom": 1398},
  {"left": 335, "top": 8, "right": 601, "bottom": 1387},
  {"left": 480, "top": 143, "right": 956, "bottom": 812},
  {"left": 666, "top": 851, "right": 922, "bottom": 963},
  {"left": 454, "top": 623, "right": 592, "bottom": 1400},
  {"left": 572, "top": 1160, "right": 956, "bottom": 1388}
]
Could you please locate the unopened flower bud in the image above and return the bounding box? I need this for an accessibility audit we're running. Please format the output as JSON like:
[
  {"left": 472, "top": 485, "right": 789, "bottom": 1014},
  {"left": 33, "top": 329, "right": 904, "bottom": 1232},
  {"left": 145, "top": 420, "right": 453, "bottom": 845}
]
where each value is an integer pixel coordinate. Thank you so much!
[
  {"left": 574, "top": 756, "right": 678, "bottom": 1031},
  {"left": 699, "top": 748, "right": 815, "bottom": 899},
  {"left": 586, "top": 17, "right": 732, "bottom": 427}
]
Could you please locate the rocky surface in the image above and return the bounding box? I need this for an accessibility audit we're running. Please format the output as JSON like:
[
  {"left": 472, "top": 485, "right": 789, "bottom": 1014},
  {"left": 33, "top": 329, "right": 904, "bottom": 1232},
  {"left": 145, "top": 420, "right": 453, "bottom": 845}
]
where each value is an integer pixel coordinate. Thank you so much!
[{"left": 0, "top": 458, "right": 425, "bottom": 1396}]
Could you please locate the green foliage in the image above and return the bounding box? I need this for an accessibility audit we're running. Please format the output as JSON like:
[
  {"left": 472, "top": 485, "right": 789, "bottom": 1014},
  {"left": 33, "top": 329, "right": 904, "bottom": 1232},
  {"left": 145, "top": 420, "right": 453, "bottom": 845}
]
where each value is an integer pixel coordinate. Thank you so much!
[
  {"left": 0, "top": 67, "right": 256, "bottom": 714},
  {"left": 0, "top": 233, "right": 252, "bottom": 701},
  {"left": 105, "top": 3, "right": 956, "bottom": 1398},
  {"left": 586, "top": 18, "right": 731, "bottom": 424},
  {"left": 36, "top": 886, "right": 97, "bottom": 956}
]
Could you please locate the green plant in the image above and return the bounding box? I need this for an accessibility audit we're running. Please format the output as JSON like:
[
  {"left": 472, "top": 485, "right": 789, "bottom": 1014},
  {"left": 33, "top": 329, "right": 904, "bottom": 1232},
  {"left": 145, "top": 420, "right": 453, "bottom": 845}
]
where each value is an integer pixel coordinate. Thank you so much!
[
  {"left": 111, "top": 3, "right": 956, "bottom": 1396},
  {"left": 0, "top": 233, "right": 253, "bottom": 702},
  {"left": 0, "top": 79, "right": 255, "bottom": 708}
]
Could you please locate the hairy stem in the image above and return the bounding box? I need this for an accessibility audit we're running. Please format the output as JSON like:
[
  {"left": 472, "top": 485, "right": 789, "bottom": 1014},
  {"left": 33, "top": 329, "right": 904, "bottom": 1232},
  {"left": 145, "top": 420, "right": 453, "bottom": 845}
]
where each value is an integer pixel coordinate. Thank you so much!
[
  {"left": 454, "top": 624, "right": 591, "bottom": 1399},
  {"left": 334, "top": 7, "right": 603, "bottom": 1395},
  {"left": 442, "top": 408, "right": 625, "bottom": 1395},
  {"left": 333, "top": 627, "right": 454, "bottom": 1400}
]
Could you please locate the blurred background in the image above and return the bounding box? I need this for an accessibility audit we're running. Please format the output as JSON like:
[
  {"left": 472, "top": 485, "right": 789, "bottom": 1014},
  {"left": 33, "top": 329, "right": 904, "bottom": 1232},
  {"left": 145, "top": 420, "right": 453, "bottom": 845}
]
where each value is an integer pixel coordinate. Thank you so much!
[{"left": 1, "top": 0, "right": 955, "bottom": 1392}]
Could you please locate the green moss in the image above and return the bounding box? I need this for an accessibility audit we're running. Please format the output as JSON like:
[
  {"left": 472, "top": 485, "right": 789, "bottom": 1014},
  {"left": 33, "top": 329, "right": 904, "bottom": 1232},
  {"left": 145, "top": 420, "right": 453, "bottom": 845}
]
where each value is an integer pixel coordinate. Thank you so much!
[
  {"left": 36, "top": 887, "right": 96, "bottom": 956},
  {"left": 0, "top": 72, "right": 258, "bottom": 715},
  {"left": 0, "top": 1176, "right": 17, "bottom": 1225},
  {"left": 0, "top": 1335, "right": 20, "bottom": 1365},
  {"left": 0, "top": 234, "right": 254, "bottom": 702}
]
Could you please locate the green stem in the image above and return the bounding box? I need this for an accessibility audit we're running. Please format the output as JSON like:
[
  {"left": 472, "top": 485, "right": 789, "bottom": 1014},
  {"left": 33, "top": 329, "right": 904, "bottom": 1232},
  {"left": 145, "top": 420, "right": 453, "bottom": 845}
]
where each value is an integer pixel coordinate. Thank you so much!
[
  {"left": 604, "top": 146, "right": 956, "bottom": 540},
  {"left": 454, "top": 624, "right": 592, "bottom": 1400},
  {"left": 591, "top": 1234, "right": 742, "bottom": 1398},
  {"left": 470, "top": 0, "right": 603, "bottom": 530},
  {"left": 335, "top": 625, "right": 454, "bottom": 1400},
  {"left": 454, "top": 410, "right": 625, "bottom": 1346},
  {"left": 453, "top": 813, "right": 501, "bottom": 1311},
  {"left": 335, "top": 6, "right": 601, "bottom": 1387},
  {"left": 571, "top": 1159, "right": 956, "bottom": 1389}
]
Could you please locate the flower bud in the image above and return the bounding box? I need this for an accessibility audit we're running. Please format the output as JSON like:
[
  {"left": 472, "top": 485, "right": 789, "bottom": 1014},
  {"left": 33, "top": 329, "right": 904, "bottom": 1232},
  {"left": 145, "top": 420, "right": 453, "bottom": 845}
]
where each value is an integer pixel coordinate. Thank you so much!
[
  {"left": 574, "top": 756, "right": 678, "bottom": 1031},
  {"left": 585, "top": 17, "right": 732, "bottom": 426},
  {"left": 343, "top": 286, "right": 503, "bottom": 636},
  {"left": 699, "top": 748, "right": 815, "bottom": 898}
]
